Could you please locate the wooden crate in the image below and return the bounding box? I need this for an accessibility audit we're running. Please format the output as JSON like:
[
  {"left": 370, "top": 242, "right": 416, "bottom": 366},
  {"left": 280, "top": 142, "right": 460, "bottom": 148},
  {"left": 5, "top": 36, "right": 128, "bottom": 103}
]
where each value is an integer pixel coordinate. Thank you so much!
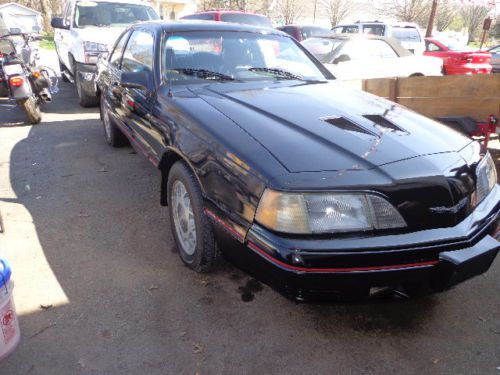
[{"left": 349, "top": 75, "right": 500, "bottom": 120}]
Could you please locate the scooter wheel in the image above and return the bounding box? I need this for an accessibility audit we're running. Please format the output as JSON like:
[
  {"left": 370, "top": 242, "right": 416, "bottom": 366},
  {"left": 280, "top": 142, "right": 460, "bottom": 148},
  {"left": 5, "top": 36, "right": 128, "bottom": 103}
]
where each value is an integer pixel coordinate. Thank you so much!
[{"left": 17, "top": 97, "right": 42, "bottom": 124}]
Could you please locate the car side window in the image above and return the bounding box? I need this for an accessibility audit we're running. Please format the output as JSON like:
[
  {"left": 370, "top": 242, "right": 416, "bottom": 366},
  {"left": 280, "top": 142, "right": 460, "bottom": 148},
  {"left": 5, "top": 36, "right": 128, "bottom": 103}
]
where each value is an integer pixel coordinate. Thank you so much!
[
  {"left": 109, "top": 31, "right": 130, "bottom": 69},
  {"left": 121, "top": 30, "right": 154, "bottom": 73},
  {"left": 426, "top": 42, "right": 442, "bottom": 52},
  {"left": 342, "top": 26, "right": 359, "bottom": 34}
]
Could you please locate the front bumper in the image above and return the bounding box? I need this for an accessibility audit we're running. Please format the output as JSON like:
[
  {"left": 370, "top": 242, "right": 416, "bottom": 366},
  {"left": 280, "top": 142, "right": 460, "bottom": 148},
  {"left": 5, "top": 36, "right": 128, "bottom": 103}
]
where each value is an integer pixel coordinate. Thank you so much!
[
  {"left": 76, "top": 62, "right": 97, "bottom": 96},
  {"left": 214, "top": 186, "right": 500, "bottom": 301}
]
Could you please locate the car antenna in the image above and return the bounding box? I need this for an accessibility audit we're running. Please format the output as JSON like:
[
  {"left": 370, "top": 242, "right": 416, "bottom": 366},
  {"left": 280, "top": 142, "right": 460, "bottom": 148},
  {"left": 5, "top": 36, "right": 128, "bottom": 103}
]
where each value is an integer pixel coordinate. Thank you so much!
[{"left": 167, "top": 29, "right": 174, "bottom": 98}]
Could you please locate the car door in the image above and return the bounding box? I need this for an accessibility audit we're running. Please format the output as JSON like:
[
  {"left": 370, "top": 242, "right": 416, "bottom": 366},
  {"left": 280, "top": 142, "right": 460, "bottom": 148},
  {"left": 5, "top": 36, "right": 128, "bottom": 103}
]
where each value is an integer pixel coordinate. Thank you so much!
[
  {"left": 55, "top": 1, "right": 73, "bottom": 68},
  {"left": 119, "top": 29, "right": 158, "bottom": 161},
  {"left": 101, "top": 30, "right": 131, "bottom": 132}
]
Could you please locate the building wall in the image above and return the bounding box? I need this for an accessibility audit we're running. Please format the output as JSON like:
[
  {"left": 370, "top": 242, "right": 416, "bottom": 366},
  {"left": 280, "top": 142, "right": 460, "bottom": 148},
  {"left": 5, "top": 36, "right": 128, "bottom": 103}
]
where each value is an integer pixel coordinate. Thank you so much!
[{"left": 0, "top": 4, "right": 42, "bottom": 33}]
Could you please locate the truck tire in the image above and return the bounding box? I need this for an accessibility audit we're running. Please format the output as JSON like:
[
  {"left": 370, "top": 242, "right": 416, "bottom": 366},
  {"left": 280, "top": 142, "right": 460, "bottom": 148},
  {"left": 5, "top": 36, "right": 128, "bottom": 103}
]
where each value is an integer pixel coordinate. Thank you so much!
[
  {"left": 74, "top": 64, "right": 99, "bottom": 108},
  {"left": 17, "top": 97, "right": 41, "bottom": 124}
]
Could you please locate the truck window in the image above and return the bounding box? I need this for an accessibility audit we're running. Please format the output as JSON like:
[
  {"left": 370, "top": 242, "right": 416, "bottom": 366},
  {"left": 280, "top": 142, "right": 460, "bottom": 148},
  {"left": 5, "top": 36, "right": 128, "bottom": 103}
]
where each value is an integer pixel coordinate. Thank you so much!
[{"left": 392, "top": 27, "right": 421, "bottom": 42}]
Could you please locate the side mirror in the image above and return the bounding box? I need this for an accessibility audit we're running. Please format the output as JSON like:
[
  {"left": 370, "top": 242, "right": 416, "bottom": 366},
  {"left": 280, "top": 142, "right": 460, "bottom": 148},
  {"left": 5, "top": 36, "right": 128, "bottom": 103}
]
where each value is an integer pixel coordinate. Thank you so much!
[
  {"left": 9, "top": 28, "right": 22, "bottom": 35},
  {"left": 121, "top": 70, "right": 151, "bottom": 91},
  {"left": 51, "top": 17, "right": 69, "bottom": 30},
  {"left": 333, "top": 54, "right": 351, "bottom": 64}
]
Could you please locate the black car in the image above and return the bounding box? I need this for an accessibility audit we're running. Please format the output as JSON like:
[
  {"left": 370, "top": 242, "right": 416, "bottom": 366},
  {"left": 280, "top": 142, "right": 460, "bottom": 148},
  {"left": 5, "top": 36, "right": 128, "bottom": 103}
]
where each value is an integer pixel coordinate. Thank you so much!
[{"left": 96, "top": 21, "right": 500, "bottom": 301}]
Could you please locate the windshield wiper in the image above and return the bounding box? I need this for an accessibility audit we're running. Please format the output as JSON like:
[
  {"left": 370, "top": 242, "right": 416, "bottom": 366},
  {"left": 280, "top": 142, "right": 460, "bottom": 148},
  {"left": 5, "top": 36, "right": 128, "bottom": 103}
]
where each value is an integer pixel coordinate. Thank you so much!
[
  {"left": 170, "top": 68, "right": 234, "bottom": 81},
  {"left": 248, "top": 67, "right": 304, "bottom": 80}
]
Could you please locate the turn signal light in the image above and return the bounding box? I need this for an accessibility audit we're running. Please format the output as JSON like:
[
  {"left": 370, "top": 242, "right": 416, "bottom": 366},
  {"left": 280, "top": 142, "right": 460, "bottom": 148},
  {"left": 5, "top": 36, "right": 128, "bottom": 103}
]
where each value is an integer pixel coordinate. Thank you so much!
[
  {"left": 9, "top": 76, "right": 24, "bottom": 87},
  {"left": 32, "top": 71, "right": 41, "bottom": 78}
]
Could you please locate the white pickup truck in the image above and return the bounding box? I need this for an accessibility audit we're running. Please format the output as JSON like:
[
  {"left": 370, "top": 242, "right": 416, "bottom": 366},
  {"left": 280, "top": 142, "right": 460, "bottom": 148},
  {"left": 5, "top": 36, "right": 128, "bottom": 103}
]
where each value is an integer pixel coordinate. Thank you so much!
[{"left": 51, "top": 0, "right": 158, "bottom": 107}]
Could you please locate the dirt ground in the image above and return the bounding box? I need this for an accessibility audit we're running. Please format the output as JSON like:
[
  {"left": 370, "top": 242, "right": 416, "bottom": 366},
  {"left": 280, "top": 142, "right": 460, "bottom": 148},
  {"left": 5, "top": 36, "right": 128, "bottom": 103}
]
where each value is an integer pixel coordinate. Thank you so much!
[{"left": 0, "top": 59, "right": 499, "bottom": 374}]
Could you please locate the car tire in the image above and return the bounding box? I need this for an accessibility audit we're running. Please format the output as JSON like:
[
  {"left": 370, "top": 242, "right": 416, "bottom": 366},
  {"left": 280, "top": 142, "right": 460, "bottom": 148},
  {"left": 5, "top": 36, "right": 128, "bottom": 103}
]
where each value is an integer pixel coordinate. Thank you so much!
[
  {"left": 167, "top": 161, "right": 218, "bottom": 273},
  {"left": 74, "top": 64, "right": 99, "bottom": 108},
  {"left": 100, "top": 92, "right": 128, "bottom": 147}
]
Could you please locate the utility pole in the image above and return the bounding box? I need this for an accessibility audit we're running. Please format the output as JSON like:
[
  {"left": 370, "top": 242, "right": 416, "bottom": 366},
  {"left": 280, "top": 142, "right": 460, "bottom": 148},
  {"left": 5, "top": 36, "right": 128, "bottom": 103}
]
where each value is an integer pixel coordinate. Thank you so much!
[
  {"left": 313, "top": 0, "right": 317, "bottom": 24},
  {"left": 425, "top": 0, "right": 438, "bottom": 38}
]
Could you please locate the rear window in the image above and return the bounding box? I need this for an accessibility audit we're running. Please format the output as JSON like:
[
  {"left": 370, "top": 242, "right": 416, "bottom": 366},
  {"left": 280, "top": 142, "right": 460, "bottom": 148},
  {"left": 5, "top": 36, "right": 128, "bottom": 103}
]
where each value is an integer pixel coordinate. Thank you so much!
[
  {"left": 220, "top": 13, "right": 272, "bottom": 28},
  {"left": 301, "top": 26, "right": 330, "bottom": 40},
  {"left": 392, "top": 27, "right": 421, "bottom": 42},
  {"left": 181, "top": 13, "right": 215, "bottom": 21}
]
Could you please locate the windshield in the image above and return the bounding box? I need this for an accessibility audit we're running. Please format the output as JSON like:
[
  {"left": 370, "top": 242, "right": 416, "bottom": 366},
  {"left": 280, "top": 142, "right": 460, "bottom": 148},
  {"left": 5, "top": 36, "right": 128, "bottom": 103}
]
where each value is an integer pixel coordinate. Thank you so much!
[
  {"left": 75, "top": 1, "right": 158, "bottom": 28},
  {"left": 220, "top": 13, "right": 272, "bottom": 28},
  {"left": 302, "top": 38, "right": 343, "bottom": 63},
  {"left": 392, "top": 27, "right": 421, "bottom": 42},
  {"left": 163, "top": 31, "right": 328, "bottom": 83}
]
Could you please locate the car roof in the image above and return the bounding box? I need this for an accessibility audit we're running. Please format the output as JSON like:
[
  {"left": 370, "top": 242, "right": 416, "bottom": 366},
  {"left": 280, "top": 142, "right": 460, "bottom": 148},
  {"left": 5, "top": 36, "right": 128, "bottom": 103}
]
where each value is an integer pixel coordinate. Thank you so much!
[
  {"left": 308, "top": 33, "right": 412, "bottom": 56},
  {"left": 73, "top": 0, "right": 152, "bottom": 4},
  {"left": 187, "top": 10, "right": 266, "bottom": 16},
  {"left": 132, "top": 20, "right": 283, "bottom": 34}
]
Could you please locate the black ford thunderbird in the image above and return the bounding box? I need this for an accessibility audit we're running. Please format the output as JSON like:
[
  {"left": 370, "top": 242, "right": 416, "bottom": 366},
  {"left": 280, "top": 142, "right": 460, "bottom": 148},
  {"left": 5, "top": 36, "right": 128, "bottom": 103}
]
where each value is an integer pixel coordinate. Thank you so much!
[{"left": 96, "top": 21, "right": 499, "bottom": 300}]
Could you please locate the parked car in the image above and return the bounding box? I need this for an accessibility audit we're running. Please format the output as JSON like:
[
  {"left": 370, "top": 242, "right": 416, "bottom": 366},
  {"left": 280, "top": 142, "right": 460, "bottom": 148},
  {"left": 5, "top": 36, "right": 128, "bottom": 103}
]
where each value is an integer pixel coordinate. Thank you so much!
[
  {"left": 97, "top": 21, "right": 499, "bottom": 301},
  {"left": 488, "top": 45, "right": 499, "bottom": 73},
  {"left": 180, "top": 10, "right": 272, "bottom": 28},
  {"left": 303, "top": 34, "right": 442, "bottom": 80},
  {"left": 424, "top": 38, "right": 492, "bottom": 75},
  {"left": 276, "top": 25, "right": 331, "bottom": 42},
  {"left": 51, "top": 0, "right": 159, "bottom": 107},
  {"left": 331, "top": 21, "right": 425, "bottom": 54}
]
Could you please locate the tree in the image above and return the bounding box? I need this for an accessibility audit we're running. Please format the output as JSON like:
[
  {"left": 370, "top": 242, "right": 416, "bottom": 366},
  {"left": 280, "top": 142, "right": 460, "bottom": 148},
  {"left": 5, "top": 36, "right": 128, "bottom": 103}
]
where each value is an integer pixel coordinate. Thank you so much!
[
  {"left": 460, "top": 4, "right": 492, "bottom": 42},
  {"left": 275, "top": 0, "right": 304, "bottom": 25},
  {"left": 378, "top": 0, "right": 430, "bottom": 25},
  {"left": 435, "top": 0, "right": 458, "bottom": 31},
  {"left": 320, "top": 0, "right": 353, "bottom": 28}
]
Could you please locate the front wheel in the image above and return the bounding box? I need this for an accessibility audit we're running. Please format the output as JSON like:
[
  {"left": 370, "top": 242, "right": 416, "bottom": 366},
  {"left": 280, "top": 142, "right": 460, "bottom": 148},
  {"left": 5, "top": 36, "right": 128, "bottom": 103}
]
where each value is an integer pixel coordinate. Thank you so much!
[
  {"left": 100, "top": 93, "right": 128, "bottom": 147},
  {"left": 167, "top": 162, "right": 219, "bottom": 273},
  {"left": 17, "top": 97, "right": 41, "bottom": 124},
  {"left": 74, "top": 64, "right": 99, "bottom": 107}
]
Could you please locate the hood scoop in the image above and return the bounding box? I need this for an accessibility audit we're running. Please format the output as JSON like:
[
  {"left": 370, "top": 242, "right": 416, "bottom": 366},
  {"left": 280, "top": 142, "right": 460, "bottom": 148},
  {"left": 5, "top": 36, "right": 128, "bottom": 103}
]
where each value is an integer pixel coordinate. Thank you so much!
[
  {"left": 321, "top": 116, "right": 378, "bottom": 139},
  {"left": 363, "top": 115, "right": 409, "bottom": 135}
]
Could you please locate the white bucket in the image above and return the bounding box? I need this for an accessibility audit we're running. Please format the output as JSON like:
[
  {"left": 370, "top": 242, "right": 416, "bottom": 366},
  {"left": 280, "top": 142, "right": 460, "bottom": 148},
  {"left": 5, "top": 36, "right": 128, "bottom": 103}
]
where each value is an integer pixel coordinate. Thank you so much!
[{"left": 0, "top": 259, "right": 20, "bottom": 361}]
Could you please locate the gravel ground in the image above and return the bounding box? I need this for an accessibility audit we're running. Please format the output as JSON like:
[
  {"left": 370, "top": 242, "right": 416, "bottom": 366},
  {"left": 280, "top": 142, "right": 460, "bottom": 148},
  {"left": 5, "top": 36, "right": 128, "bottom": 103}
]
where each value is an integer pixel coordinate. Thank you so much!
[{"left": 0, "top": 51, "right": 499, "bottom": 375}]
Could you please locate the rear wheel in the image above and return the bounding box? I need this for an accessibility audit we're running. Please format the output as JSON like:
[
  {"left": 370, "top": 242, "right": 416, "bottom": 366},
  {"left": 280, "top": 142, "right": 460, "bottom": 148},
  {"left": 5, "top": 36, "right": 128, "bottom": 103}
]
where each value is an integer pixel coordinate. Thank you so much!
[
  {"left": 17, "top": 97, "right": 41, "bottom": 124},
  {"left": 167, "top": 162, "right": 218, "bottom": 272}
]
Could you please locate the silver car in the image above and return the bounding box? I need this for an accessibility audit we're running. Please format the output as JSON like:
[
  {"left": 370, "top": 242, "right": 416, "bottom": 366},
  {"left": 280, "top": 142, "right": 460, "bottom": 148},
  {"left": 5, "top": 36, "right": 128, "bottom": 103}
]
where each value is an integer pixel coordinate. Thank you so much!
[{"left": 488, "top": 45, "right": 500, "bottom": 73}]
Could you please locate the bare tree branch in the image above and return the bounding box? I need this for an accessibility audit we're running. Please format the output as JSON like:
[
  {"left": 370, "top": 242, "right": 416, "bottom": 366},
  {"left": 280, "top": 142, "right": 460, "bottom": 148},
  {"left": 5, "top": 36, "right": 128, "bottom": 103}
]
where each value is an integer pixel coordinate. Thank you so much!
[
  {"left": 274, "top": 0, "right": 305, "bottom": 25},
  {"left": 460, "top": 4, "right": 492, "bottom": 43},
  {"left": 320, "top": 0, "right": 354, "bottom": 27}
]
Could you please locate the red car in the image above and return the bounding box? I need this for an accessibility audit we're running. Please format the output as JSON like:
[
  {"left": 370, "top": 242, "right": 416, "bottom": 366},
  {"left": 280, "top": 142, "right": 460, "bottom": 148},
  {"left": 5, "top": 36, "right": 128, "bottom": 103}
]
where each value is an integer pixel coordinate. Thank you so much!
[
  {"left": 180, "top": 10, "right": 272, "bottom": 28},
  {"left": 424, "top": 37, "right": 492, "bottom": 75}
]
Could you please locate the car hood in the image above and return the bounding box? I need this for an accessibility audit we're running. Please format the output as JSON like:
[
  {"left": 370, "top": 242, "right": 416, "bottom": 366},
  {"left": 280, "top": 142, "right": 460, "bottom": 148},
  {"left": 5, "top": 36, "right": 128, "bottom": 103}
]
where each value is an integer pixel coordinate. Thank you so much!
[
  {"left": 75, "top": 27, "right": 125, "bottom": 50},
  {"left": 194, "top": 81, "right": 471, "bottom": 173}
]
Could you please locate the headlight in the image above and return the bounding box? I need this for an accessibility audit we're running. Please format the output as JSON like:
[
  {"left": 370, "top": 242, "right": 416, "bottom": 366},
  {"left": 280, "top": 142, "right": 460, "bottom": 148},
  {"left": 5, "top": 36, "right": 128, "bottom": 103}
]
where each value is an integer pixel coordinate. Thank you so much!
[
  {"left": 476, "top": 152, "right": 497, "bottom": 203},
  {"left": 255, "top": 190, "right": 407, "bottom": 234},
  {"left": 83, "top": 41, "right": 108, "bottom": 52}
]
